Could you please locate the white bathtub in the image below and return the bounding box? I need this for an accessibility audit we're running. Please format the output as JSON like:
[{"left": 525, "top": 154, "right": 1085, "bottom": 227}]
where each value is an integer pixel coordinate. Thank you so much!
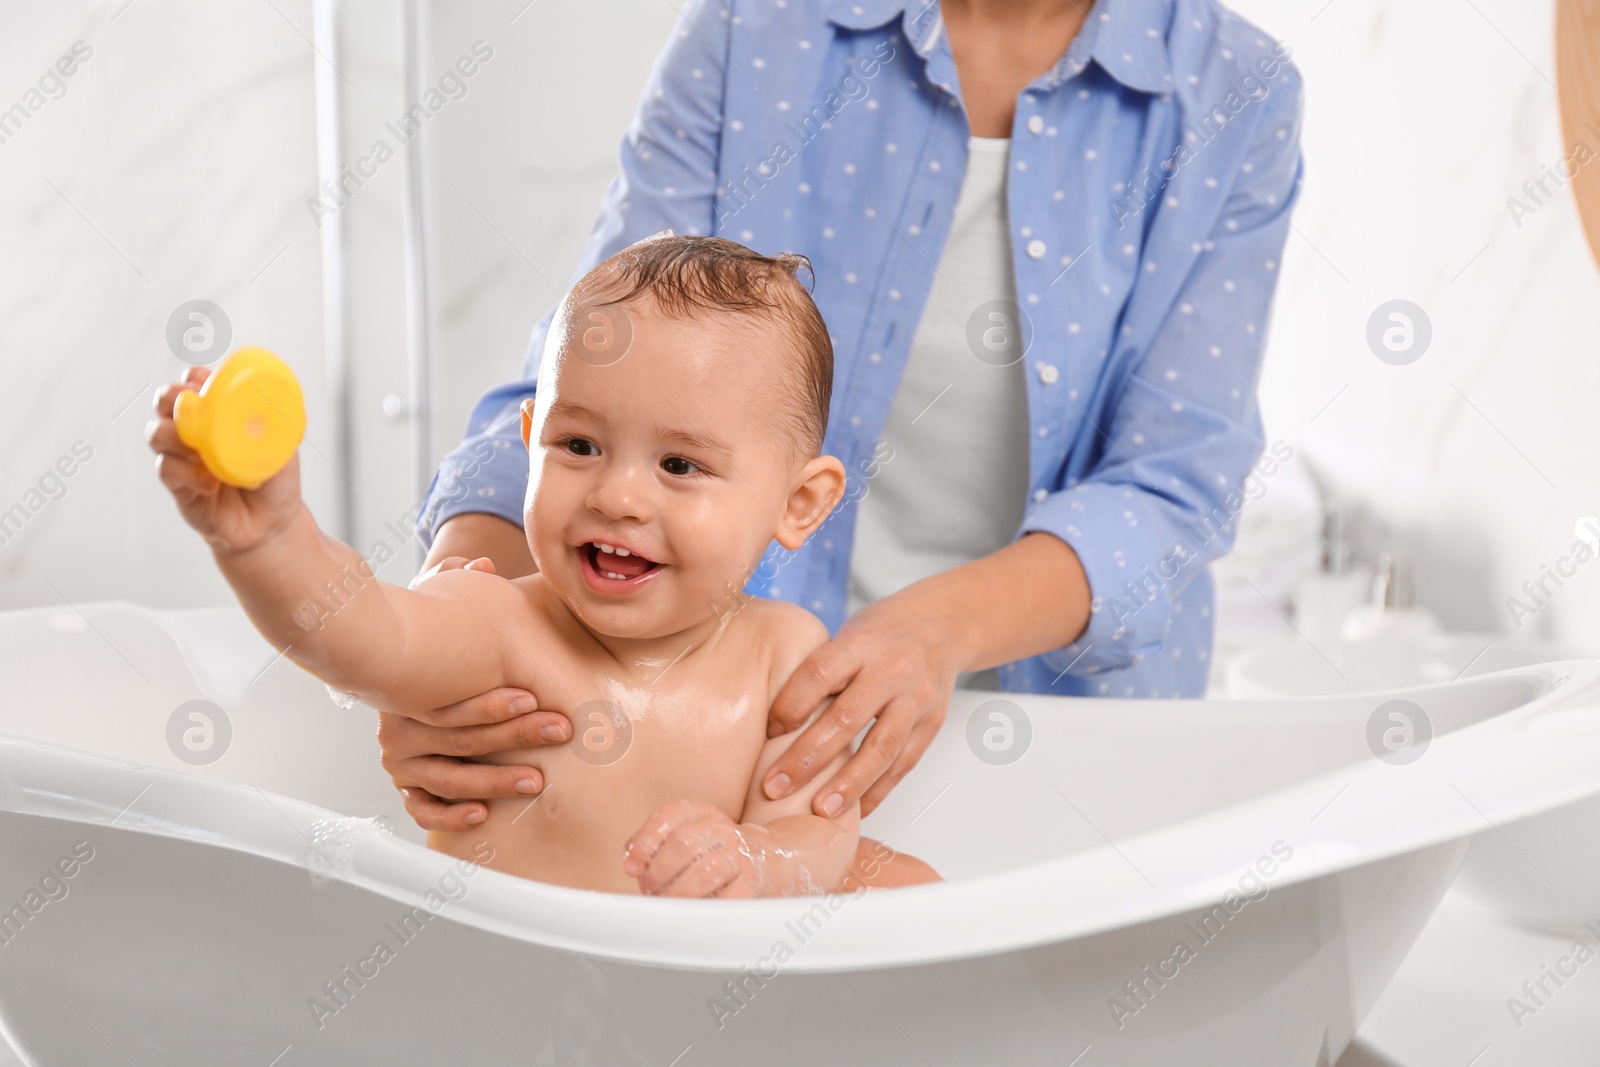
[
  {"left": 3, "top": 602, "right": 1600, "bottom": 1065},
  {"left": 1224, "top": 632, "right": 1600, "bottom": 938}
]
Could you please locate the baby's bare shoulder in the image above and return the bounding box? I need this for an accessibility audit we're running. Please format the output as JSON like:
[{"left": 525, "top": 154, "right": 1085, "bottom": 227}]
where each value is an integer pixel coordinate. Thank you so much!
[
  {"left": 738, "top": 598, "right": 830, "bottom": 697},
  {"left": 408, "top": 564, "right": 524, "bottom": 612},
  {"left": 741, "top": 596, "right": 829, "bottom": 649},
  {"left": 411, "top": 567, "right": 560, "bottom": 641},
  {"left": 505, "top": 572, "right": 584, "bottom": 636}
]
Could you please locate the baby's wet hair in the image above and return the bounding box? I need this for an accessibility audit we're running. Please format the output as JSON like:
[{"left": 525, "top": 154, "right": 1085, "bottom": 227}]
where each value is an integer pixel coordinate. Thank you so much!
[{"left": 567, "top": 232, "right": 833, "bottom": 458}]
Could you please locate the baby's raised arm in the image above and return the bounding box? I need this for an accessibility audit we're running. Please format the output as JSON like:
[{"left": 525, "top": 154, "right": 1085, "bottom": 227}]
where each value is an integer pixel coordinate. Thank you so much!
[
  {"left": 147, "top": 369, "right": 520, "bottom": 715},
  {"left": 215, "top": 504, "right": 523, "bottom": 715}
]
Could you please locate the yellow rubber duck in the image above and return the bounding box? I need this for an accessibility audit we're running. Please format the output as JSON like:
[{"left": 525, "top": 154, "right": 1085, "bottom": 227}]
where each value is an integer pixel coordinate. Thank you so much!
[{"left": 173, "top": 347, "right": 306, "bottom": 489}]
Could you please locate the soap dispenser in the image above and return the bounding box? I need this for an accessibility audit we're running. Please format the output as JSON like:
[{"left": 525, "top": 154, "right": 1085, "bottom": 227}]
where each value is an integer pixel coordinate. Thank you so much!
[
  {"left": 1292, "top": 501, "right": 1375, "bottom": 642},
  {"left": 1340, "top": 552, "right": 1442, "bottom": 642}
]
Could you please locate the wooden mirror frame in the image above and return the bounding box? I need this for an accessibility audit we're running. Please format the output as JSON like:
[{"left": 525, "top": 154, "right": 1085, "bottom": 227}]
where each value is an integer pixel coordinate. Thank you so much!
[{"left": 1556, "top": 0, "right": 1600, "bottom": 270}]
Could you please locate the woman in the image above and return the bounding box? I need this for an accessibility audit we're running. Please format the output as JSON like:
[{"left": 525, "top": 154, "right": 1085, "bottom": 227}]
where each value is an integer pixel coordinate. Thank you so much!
[{"left": 379, "top": 0, "right": 1304, "bottom": 833}]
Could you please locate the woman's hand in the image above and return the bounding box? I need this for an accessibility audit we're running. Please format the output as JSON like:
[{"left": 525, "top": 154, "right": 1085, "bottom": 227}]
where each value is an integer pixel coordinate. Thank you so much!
[
  {"left": 376, "top": 555, "right": 571, "bottom": 831},
  {"left": 760, "top": 534, "right": 1091, "bottom": 818},
  {"left": 145, "top": 365, "right": 305, "bottom": 554},
  {"left": 760, "top": 584, "right": 963, "bottom": 819}
]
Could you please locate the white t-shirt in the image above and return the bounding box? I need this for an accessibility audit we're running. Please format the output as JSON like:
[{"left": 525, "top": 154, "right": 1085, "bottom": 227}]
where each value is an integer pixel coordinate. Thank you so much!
[{"left": 845, "top": 136, "right": 1032, "bottom": 691}]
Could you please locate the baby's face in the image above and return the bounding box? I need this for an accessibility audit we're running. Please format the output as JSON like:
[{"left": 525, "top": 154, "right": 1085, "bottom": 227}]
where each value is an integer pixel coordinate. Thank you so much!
[{"left": 522, "top": 292, "right": 837, "bottom": 640}]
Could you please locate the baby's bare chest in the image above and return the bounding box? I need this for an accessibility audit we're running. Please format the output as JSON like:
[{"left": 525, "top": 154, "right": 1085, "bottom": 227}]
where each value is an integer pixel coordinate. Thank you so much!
[
  {"left": 493, "top": 649, "right": 773, "bottom": 820},
  {"left": 454, "top": 655, "right": 773, "bottom": 889},
  {"left": 434, "top": 595, "right": 795, "bottom": 888}
]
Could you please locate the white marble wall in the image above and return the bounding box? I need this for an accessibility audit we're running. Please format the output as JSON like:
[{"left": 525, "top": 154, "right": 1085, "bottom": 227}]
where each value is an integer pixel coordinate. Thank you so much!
[
  {"left": 1222, "top": 0, "right": 1600, "bottom": 650},
  {"left": 0, "top": 0, "right": 679, "bottom": 606},
  {"left": 335, "top": 0, "right": 681, "bottom": 583},
  {"left": 416, "top": 0, "right": 680, "bottom": 513},
  {"left": 0, "top": 0, "right": 332, "bottom": 609}
]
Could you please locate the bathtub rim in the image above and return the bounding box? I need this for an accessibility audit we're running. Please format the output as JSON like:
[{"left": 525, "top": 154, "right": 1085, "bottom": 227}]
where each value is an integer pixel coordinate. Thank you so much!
[{"left": 3, "top": 657, "right": 1599, "bottom": 973}]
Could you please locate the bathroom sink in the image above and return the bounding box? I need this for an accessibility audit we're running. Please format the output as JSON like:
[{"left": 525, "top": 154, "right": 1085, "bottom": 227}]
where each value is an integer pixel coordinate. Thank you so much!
[
  {"left": 1220, "top": 631, "right": 1600, "bottom": 939},
  {"left": 1221, "top": 631, "right": 1596, "bottom": 699}
]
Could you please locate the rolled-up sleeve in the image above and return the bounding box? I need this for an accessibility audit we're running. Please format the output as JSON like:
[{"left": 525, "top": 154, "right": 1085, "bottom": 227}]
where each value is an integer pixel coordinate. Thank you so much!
[
  {"left": 1021, "top": 65, "right": 1306, "bottom": 676},
  {"left": 418, "top": 0, "right": 730, "bottom": 547}
]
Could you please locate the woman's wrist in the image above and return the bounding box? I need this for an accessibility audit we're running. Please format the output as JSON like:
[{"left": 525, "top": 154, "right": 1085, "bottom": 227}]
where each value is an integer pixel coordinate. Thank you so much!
[
  {"left": 426, "top": 512, "right": 536, "bottom": 578},
  {"left": 856, "top": 575, "right": 972, "bottom": 679},
  {"left": 884, "top": 532, "right": 1092, "bottom": 675}
]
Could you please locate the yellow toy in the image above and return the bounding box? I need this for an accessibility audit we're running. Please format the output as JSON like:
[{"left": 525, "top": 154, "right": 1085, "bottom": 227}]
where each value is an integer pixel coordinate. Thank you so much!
[{"left": 173, "top": 346, "right": 306, "bottom": 489}]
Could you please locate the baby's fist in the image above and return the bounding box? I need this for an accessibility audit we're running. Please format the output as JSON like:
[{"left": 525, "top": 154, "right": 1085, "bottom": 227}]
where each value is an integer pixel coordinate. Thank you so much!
[
  {"left": 623, "top": 799, "right": 768, "bottom": 899},
  {"left": 146, "top": 367, "right": 303, "bottom": 553}
]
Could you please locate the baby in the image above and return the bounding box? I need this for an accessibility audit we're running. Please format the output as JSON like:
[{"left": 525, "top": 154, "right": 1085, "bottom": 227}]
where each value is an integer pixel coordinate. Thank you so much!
[{"left": 149, "top": 233, "right": 937, "bottom": 898}]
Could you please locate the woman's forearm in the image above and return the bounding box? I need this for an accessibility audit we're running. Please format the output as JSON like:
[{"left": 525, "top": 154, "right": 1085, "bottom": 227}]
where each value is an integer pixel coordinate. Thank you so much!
[
  {"left": 898, "top": 531, "right": 1093, "bottom": 675},
  {"left": 425, "top": 512, "right": 536, "bottom": 578}
]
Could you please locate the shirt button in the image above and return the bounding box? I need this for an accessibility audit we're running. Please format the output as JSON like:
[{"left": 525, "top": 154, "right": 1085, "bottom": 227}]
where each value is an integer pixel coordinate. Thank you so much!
[
  {"left": 1027, "top": 114, "right": 1045, "bottom": 135},
  {"left": 1037, "top": 362, "right": 1060, "bottom": 385},
  {"left": 1026, "top": 239, "right": 1047, "bottom": 259},
  {"left": 1033, "top": 488, "right": 1049, "bottom": 502}
]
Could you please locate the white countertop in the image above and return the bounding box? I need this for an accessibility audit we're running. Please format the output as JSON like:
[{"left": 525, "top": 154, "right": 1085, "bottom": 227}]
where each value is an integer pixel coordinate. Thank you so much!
[{"left": 1350, "top": 891, "right": 1600, "bottom": 1066}]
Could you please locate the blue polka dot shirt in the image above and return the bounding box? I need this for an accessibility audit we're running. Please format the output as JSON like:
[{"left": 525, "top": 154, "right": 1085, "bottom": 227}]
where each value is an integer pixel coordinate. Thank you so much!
[{"left": 419, "top": 0, "right": 1307, "bottom": 699}]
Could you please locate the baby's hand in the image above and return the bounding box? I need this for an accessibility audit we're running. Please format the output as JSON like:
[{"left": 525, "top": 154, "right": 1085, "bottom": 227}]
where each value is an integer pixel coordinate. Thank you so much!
[
  {"left": 145, "top": 366, "right": 304, "bottom": 553},
  {"left": 623, "top": 798, "right": 769, "bottom": 899}
]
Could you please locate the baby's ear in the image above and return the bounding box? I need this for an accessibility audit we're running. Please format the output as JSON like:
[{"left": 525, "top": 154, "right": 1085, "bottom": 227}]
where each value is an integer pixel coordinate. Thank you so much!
[
  {"left": 775, "top": 456, "right": 846, "bottom": 550},
  {"left": 520, "top": 397, "right": 536, "bottom": 447}
]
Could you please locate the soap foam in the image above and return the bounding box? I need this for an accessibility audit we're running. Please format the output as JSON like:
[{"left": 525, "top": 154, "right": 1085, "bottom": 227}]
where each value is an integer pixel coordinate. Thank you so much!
[
  {"left": 305, "top": 814, "right": 393, "bottom": 888},
  {"left": 324, "top": 684, "right": 358, "bottom": 711}
]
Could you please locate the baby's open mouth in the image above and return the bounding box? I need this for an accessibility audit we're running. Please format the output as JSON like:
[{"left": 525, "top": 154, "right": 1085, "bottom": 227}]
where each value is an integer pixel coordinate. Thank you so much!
[{"left": 581, "top": 540, "right": 662, "bottom": 586}]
